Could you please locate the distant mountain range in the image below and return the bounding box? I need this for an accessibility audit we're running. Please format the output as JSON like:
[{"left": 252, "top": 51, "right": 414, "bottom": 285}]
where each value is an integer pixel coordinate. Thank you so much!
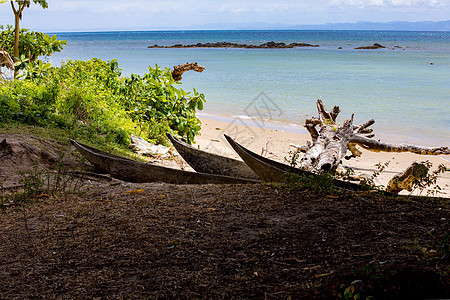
[
  {"left": 48, "top": 20, "right": 450, "bottom": 33},
  {"left": 188, "top": 20, "right": 450, "bottom": 31}
]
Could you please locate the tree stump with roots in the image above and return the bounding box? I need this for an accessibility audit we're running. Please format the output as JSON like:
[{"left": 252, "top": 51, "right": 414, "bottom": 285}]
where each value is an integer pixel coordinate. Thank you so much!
[{"left": 297, "top": 100, "right": 449, "bottom": 193}]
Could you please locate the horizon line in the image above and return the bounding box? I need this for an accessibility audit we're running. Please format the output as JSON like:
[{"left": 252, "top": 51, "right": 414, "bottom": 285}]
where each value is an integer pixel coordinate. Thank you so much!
[
  {"left": 15, "top": 19, "right": 449, "bottom": 34},
  {"left": 44, "top": 28, "right": 450, "bottom": 34}
]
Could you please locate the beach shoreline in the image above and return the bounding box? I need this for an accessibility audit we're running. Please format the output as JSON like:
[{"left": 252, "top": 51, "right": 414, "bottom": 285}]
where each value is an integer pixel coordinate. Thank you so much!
[
  {"left": 48, "top": 30, "right": 449, "bottom": 148},
  {"left": 197, "top": 109, "right": 449, "bottom": 147},
  {"left": 196, "top": 115, "right": 450, "bottom": 197}
]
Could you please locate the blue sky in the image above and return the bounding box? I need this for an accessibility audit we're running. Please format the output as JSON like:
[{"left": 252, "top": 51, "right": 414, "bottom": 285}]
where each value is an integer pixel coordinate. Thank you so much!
[{"left": 0, "top": 0, "right": 449, "bottom": 31}]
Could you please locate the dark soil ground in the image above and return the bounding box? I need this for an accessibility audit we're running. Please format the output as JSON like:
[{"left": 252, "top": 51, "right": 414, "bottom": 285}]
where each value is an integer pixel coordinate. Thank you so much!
[{"left": 0, "top": 134, "right": 449, "bottom": 299}]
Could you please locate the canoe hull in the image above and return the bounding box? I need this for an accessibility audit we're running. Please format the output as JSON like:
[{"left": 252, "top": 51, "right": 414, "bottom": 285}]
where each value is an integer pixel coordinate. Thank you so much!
[
  {"left": 166, "top": 133, "right": 260, "bottom": 180},
  {"left": 70, "top": 140, "right": 259, "bottom": 184},
  {"left": 224, "top": 135, "right": 370, "bottom": 191}
]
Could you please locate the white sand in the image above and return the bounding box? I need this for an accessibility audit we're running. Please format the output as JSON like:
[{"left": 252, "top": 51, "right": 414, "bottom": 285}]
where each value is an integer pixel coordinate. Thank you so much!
[{"left": 195, "top": 116, "right": 450, "bottom": 197}]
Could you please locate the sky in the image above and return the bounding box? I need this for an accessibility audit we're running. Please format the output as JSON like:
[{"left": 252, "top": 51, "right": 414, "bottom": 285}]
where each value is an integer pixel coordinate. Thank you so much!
[{"left": 0, "top": 0, "right": 449, "bottom": 32}]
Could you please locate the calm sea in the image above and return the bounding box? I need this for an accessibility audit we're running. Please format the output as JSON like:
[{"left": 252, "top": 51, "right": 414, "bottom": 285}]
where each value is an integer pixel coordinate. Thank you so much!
[{"left": 49, "top": 30, "right": 450, "bottom": 146}]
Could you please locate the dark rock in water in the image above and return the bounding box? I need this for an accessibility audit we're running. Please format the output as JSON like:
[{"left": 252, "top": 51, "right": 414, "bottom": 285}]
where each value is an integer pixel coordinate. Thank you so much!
[
  {"left": 355, "top": 43, "right": 386, "bottom": 49},
  {"left": 148, "top": 41, "right": 320, "bottom": 49}
]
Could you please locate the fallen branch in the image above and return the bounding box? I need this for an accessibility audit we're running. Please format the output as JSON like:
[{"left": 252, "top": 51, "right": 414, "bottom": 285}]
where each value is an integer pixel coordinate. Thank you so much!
[
  {"left": 299, "top": 100, "right": 449, "bottom": 174},
  {"left": 172, "top": 62, "right": 205, "bottom": 81},
  {"left": 355, "top": 119, "right": 375, "bottom": 134},
  {"left": 351, "top": 135, "right": 450, "bottom": 155}
]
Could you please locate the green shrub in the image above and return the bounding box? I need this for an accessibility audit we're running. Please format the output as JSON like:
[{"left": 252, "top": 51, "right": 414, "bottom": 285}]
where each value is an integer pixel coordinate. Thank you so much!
[
  {"left": 0, "top": 58, "right": 205, "bottom": 147},
  {"left": 0, "top": 25, "right": 66, "bottom": 69},
  {"left": 0, "top": 79, "right": 56, "bottom": 126},
  {"left": 121, "top": 64, "right": 205, "bottom": 144}
]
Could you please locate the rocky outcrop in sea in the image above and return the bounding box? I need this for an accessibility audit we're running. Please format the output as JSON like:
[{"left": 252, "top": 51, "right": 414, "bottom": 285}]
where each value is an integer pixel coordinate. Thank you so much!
[
  {"left": 148, "top": 41, "right": 319, "bottom": 49},
  {"left": 355, "top": 43, "right": 386, "bottom": 49}
]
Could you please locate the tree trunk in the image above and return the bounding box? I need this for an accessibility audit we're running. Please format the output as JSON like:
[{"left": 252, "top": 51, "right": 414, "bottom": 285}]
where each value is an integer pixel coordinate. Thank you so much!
[
  {"left": 298, "top": 100, "right": 450, "bottom": 173},
  {"left": 299, "top": 100, "right": 355, "bottom": 171},
  {"left": 12, "top": 5, "right": 21, "bottom": 78}
]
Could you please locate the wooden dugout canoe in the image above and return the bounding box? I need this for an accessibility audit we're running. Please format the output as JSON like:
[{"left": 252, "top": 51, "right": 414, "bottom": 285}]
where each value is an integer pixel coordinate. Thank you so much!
[
  {"left": 166, "top": 133, "right": 261, "bottom": 180},
  {"left": 70, "top": 139, "right": 260, "bottom": 184},
  {"left": 224, "top": 135, "right": 374, "bottom": 192}
]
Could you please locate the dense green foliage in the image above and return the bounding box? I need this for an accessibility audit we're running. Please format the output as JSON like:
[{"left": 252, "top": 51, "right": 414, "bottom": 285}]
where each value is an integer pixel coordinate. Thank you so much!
[
  {"left": 122, "top": 64, "right": 205, "bottom": 144},
  {"left": 0, "top": 25, "right": 66, "bottom": 69},
  {"left": 0, "top": 58, "right": 205, "bottom": 146}
]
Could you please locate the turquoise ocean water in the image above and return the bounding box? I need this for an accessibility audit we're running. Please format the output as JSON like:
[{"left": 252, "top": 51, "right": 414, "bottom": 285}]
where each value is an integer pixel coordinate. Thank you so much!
[{"left": 49, "top": 30, "right": 450, "bottom": 146}]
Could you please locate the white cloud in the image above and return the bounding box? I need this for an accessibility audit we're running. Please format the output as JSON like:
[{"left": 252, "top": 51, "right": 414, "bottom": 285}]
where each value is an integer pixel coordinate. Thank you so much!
[
  {"left": 0, "top": 0, "right": 448, "bottom": 31},
  {"left": 390, "top": 0, "right": 445, "bottom": 6},
  {"left": 329, "top": 0, "right": 447, "bottom": 7},
  {"left": 218, "top": 2, "right": 312, "bottom": 13},
  {"left": 6, "top": 0, "right": 447, "bottom": 16},
  {"left": 41, "top": 0, "right": 323, "bottom": 15}
]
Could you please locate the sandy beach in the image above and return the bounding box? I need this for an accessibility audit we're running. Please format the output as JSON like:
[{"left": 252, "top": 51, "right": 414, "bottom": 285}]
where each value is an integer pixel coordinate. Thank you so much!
[{"left": 196, "top": 116, "right": 450, "bottom": 197}]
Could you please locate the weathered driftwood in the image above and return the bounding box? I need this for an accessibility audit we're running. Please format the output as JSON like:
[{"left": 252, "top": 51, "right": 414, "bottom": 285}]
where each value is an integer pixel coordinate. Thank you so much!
[
  {"left": 0, "top": 50, "right": 14, "bottom": 70},
  {"left": 299, "top": 100, "right": 450, "bottom": 173},
  {"left": 0, "top": 49, "right": 14, "bottom": 80},
  {"left": 299, "top": 100, "right": 356, "bottom": 171},
  {"left": 351, "top": 135, "right": 449, "bottom": 155},
  {"left": 386, "top": 163, "right": 428, "bottom": 194},
  {"left": 172, "top": 62, "right": 205, "bottom": 81}
]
